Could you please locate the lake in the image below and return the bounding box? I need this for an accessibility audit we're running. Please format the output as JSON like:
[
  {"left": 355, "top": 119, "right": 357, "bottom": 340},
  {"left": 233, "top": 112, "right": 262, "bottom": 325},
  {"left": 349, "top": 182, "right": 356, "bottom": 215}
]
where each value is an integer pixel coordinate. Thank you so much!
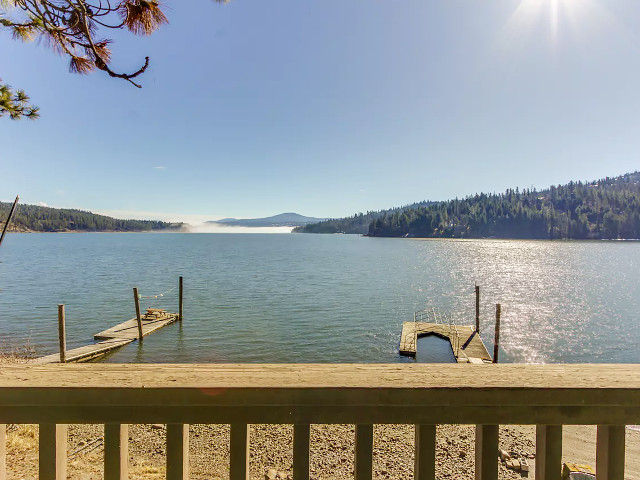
[{"left": 0, "top": 233, "right": 638, "bottom": 364}]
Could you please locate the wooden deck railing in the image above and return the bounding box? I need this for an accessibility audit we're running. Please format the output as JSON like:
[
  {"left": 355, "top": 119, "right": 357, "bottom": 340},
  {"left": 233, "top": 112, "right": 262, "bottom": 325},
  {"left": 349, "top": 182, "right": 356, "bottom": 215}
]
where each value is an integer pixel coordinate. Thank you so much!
[{"left": 0, "top": 363, "right": 638, "bottom": 480}]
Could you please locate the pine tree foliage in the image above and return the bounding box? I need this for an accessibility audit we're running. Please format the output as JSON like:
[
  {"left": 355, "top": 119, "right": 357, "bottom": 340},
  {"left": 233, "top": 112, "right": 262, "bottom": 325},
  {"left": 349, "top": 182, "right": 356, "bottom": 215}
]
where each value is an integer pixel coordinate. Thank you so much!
[
  {"left": 366, "top": 172, "right": 640, "bottom": 240},
  {"left": 1, "top": 0, "right": 228, "bottom": 116},
  {"left": 0, "top": 201, "right": 182, "bottom": 232},
  {"left": 0, "top": 80, "right": 38, "bottom": 119},
  {"left": 293, "top": 202, "right": 433, "bottom": 234}
]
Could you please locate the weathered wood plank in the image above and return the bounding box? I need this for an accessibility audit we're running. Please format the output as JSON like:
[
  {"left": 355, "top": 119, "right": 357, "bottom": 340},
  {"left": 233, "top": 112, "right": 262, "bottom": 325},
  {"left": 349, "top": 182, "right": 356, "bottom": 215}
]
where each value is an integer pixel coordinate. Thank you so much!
[
  {"left": 167, "top": 423, "right": 189, "bottom": 480},
  {"left": 293, "top": 424, "right": 310, "bottom": 480},
  {"left": 2, "top": 363, "right": 640, "bottom": 390},
  {"left": 34, "top": 338, "right": 134, "bottom": 364},
  {"left": 475, "top": 424, "right": 498, "bottom": 480},
  {"left": 94, "top": 314, "right": 178, "bottom": 341},
  {"left": 39, "top": 423, "right": 67, "bottom": 480},
  {"left": 3, "top": 405, "right": 640, "bottom": 426},
  {"left": 414, "top": 424, "right": 435, "bottom": 480},
  {"left": 536, "top": 425, "right": 562, "bottom": 480},
  {"left": 596, "top": 425, "right": 625, "bottom": 480},
  {"left": 230, "top": 423, "right": 249, "bottom": 480},
  {"left": 0, "top": 424, "right": 6, "bottom": 480},
  {"left": 355, "top": 424, "right": 373, "bottom": 480},
  {"left": 104, "top": 423, "right": 128, "bottom": 480}
]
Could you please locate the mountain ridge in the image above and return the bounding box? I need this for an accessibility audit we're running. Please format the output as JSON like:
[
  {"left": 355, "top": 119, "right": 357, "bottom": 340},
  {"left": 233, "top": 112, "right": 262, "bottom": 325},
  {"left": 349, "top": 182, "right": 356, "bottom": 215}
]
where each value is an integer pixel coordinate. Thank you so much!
[{"left": 207, "top": 212, "right": 326, "bottom": 227}]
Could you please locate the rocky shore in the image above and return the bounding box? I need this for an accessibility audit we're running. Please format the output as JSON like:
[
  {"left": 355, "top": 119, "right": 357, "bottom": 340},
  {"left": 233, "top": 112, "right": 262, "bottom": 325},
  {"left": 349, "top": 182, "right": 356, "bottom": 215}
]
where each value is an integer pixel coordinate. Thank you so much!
[{"left": 4, "top": 423, "right": 639, "bottom": 480}]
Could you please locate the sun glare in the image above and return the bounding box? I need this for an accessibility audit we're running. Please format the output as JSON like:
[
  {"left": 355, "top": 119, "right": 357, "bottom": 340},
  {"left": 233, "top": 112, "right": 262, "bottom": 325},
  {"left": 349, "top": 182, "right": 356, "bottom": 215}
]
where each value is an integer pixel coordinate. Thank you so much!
[{"left": 501, "top": 0, "right": 599, "bottom": 49}]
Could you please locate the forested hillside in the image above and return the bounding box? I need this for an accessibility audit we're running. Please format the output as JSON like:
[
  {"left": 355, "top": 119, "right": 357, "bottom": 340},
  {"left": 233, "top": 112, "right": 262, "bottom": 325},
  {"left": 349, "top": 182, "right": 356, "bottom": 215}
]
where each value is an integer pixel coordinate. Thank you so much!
[
  {"left": 293, "top": 202, "right": 432, "bottom": 234},
  {"left": 0, "top": 202, "right": 182, "bottom": 232},
  {"left": 368, "top": 172, "right": 640, "bottom": 239}
]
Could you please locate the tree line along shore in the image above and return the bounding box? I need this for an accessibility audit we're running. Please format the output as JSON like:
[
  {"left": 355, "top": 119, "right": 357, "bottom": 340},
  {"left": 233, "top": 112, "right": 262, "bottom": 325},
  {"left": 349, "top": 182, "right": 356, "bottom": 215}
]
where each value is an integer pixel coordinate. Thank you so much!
[
  {"left": 0, "top": 202, "right": 182, "bottom": 233},
  {"left": 295, "top": 171, "right": 640, "bottom": 240}
]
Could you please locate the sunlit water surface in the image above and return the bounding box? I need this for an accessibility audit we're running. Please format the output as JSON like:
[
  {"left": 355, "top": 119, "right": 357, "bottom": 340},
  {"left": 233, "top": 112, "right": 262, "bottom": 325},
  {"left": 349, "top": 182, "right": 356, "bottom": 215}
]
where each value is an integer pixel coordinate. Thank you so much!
[{"left": 0, "top": 233, "right": 638, "bottom": 364}]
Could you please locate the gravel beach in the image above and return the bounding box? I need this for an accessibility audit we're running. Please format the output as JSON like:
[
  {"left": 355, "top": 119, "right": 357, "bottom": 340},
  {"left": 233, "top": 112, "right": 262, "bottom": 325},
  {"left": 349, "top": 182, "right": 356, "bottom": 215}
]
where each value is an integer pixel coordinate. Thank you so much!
[{"left": 4, "top": 423, "right": 640, "bottom": 479}]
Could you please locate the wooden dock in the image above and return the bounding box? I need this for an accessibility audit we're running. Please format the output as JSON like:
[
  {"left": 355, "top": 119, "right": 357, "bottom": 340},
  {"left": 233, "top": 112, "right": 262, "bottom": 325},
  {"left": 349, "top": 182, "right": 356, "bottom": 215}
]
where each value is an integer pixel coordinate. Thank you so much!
[
  {"left": 399, "top": 321, "right": 492, "bottom": 363},
  {"left": 35, "top": 309, "right": 179, "bottom": 364},
  {"left": 94, "top": 313, "right": 178, "bottom": 340}
]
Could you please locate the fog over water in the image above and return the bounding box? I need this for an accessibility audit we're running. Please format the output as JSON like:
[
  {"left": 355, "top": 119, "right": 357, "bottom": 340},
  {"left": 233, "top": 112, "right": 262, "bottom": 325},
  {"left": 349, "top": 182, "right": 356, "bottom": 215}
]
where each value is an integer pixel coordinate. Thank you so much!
[{"left": 180, "top": 224, "right": 295, "bottom": 234}]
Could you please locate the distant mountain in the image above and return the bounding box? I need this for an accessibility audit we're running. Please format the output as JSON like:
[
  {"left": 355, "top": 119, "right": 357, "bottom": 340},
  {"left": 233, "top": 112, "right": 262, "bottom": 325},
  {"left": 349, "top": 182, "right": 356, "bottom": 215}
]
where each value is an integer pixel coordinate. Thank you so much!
[
  {"left": 0, "top": 202, "right": 183, "bottom": 232},
  {"left": 207, "top": 212, "right": 326, "bottom": 227}
]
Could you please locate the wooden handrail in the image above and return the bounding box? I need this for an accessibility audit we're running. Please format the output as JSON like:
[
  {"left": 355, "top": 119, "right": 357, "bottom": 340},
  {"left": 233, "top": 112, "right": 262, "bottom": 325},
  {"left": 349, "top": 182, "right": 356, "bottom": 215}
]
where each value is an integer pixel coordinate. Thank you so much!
[{"left": 0, "top": 364, "right": 637, "bottom": 480}]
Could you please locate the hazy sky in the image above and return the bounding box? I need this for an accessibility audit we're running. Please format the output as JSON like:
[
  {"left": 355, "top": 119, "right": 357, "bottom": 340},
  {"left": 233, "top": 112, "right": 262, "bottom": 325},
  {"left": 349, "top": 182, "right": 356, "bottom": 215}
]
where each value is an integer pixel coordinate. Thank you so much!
[{"left": 2, "top": 0, "right": 640, "bottom": 222}]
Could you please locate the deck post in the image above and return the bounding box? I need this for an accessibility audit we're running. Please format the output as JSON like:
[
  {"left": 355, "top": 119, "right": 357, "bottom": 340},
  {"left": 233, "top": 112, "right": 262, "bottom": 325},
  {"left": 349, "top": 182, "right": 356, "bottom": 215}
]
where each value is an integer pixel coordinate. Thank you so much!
[
  {"left": 414, "top": 424, "right": 436, "bottom": 480},
  {"left": 475, "top": 285, "right": 480, "bottom": 333},
  {"left": 293, "top": 424, "right": 311, "bottom": 480},
  {"left": 179, "top": 276, "right": 183, "bottom": 321},
  {"left": 536, "top": 425, "right": 562, "bottom": 480},
  {"left": 57, "top": 304, "right": 66, "bottom": 363},
  {"left": 355, "top": 424, "right": 373, "bottom": 480},
  {"left": 230, "top": 423, "right": 249, "bottom": 480},
  {"left": 104, "top": 424, "right": 128, "bottom": 480},
  {"left": 475, "top": 424, "right": 498, "bottom": 480},
  {"left": 0, "top": 424, "right": 6, "bottom": 480},
  {"left": 493, "top": 304, "right": 501, "bottom": 363},
  {"left": 596, "top": 425, "right": 625, "bottom": 480},
  {"left": 133, "top": 287, "right": 143, "bottom": 341},
  {"left": 39, "top": 423, "right": 67, "bottom": 480},
  {"left": 167, "top": 424, "right": 189, "bottom": 480}
]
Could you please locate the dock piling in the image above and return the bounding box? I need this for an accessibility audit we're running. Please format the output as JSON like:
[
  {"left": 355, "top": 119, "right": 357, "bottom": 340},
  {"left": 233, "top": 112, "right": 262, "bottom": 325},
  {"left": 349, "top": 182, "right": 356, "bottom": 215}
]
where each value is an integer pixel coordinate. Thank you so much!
[
  {"left": 179, "top": 276, "right": 183, "bottom": 322},
  {"left": 475, "top": 285, "right": 480, "bottom": 333},
  {"left": 133, "top": 287, "right": 143, "bottom": 341},
  {"left": 58, "top": 304, "right": 66, "bottom": 363},
  {"left": 493, "top": 304, "right": 501, "bottom": 364}
]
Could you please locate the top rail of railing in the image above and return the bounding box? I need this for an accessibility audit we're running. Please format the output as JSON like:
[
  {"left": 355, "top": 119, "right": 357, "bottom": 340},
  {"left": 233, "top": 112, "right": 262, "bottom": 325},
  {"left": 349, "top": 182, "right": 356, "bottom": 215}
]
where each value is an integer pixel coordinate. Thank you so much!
[{"left": 1, "top": 364, "right": 640, "bottom": 425}]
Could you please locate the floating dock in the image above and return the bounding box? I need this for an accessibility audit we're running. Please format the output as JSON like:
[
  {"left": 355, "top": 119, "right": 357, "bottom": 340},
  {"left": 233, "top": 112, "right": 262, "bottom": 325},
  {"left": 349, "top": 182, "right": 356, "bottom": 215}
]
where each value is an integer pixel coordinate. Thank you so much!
[
  {"left": 94, "top": 311, "right": 178, "bottom": 340},
  {"left": 399, "top": 321, "right": 492, "bottom": 363},
  {"left": 35, "top": 309, "right": 179, "bottom": 364}
]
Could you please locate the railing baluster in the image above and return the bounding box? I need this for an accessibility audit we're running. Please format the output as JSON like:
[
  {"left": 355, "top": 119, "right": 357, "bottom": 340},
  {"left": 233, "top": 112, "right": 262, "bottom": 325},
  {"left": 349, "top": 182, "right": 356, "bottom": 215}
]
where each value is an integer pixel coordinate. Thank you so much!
[
  {"left": 104, "top": 424, "right": 128, "bottom": 480},
  {"left": 355, "top": 424, "right": 373, "bottom": 480},
  {"left": 475, "top": 424, "right": 498, "bottom": 480},
  {"left": 536, "top": 425, "right": 562, "bottom": 480},
  {"left": 230, "top": 423, "right": 249, "bottom": 480},
  {"left": 0, "top": 424, "right": 6, "bottom": 480},
  {"left": 39, "top": 423, "right": 67, "bottom": 480},
  {"left": 596, "top": 425, "right": 625, "bottom": 480},
  {"left": 166, "top": 423, "right": 189, "bottom": 480},
  {"left": 293, "top": 424, "right": 310, "bottom": 480},
  {"left": 414, "top": 424, "right": 436, "bottom": 480}
]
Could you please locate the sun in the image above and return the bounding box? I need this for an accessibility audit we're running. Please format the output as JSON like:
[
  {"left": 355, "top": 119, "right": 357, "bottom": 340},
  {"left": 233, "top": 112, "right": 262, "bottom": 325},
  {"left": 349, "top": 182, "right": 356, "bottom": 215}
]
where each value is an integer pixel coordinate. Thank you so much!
[{"left": 501, "top": 0, "right": 599, "bottom": 48}]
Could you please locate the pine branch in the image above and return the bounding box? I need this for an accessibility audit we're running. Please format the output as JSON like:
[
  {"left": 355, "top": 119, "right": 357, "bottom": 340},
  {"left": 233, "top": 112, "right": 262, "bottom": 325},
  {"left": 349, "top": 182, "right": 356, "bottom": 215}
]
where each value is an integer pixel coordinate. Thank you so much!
[{"left": 0, "top": 79, "right": 39, "bottom": 120}]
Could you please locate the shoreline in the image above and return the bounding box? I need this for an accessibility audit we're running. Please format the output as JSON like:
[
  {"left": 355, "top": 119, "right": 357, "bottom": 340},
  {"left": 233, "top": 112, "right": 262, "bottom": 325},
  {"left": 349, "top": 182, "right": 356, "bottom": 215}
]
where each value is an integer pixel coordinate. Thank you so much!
[{"left": 4, "top": 229, "right": 640, "bottom": 240}]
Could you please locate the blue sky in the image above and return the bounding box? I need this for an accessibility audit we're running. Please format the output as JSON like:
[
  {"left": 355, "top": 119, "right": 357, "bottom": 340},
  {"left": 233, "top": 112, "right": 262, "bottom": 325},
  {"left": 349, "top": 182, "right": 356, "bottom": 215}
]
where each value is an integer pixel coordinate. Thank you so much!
[{"left": 2, "top": 0, "right": 640, "bottom": 223}]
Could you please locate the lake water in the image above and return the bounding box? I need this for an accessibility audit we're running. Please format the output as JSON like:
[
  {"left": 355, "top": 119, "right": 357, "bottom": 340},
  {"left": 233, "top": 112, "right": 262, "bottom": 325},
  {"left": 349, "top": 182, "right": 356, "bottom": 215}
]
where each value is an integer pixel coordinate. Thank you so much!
[{"left": 0, "top": 233, "right": 638, "bottom": 364}]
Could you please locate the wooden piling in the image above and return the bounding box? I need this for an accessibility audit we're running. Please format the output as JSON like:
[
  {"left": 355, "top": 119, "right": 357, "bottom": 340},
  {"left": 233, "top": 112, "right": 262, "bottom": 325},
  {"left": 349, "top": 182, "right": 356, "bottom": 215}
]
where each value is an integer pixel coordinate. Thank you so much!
[
  {"left": 133, "top": 288, "right": 143, "bottom": 341},
  {"left": 179, "top": 276, "right": 183, "bottom": 322},
  {"left": 475, "top": 285, "right": 480, "bottom": 333},
  {"left": 0, "top": 195, "right": 19, "bottom": 250},
  {"left": 58, "top": 304, "right": 66, "bottom": 364},
  {"left": 493, "top": 304, "right": 501, "bottom": 364}
]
